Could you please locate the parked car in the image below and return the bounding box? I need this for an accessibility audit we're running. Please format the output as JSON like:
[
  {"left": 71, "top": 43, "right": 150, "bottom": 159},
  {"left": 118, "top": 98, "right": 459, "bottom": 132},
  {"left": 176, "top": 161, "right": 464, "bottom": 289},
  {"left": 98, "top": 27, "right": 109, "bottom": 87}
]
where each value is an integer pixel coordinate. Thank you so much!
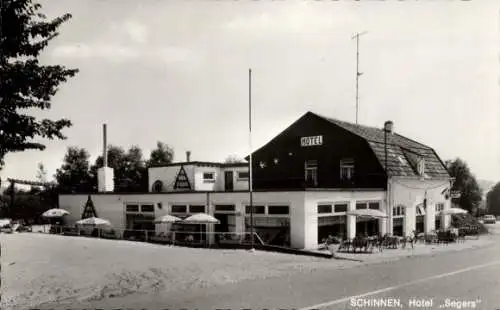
[{"left": 483, "top": 215, "right": 496, "bottom": 224}]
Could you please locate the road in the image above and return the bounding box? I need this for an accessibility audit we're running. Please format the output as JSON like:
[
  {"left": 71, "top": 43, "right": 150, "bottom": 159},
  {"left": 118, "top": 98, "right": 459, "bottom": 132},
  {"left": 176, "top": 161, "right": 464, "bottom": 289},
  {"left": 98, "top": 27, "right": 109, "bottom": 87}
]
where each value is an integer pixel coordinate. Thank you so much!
[{"left": 43, "top": 224, "right": 500, "bottom": 310}]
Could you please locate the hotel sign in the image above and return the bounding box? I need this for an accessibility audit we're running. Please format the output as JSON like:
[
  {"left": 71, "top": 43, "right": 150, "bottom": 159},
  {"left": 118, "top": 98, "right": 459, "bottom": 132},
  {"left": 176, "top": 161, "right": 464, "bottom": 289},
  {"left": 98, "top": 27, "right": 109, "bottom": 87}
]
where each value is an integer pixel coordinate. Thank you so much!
[{"left": 301, "top": 135, "right": 323, "bottom": 147}]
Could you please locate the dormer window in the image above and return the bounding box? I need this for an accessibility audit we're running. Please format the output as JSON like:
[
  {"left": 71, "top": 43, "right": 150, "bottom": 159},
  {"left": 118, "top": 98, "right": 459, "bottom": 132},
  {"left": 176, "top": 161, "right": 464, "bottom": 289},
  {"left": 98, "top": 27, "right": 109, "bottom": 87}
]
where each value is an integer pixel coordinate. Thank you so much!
[
  {"left": 417, "top": 158, "right": 425, "bottom": 176},
  {"left": 340, "top": 158, "right": 355, "bottom": 181},
  {"left": 203, "top": 172, "right": 216, "bottom": 183}
]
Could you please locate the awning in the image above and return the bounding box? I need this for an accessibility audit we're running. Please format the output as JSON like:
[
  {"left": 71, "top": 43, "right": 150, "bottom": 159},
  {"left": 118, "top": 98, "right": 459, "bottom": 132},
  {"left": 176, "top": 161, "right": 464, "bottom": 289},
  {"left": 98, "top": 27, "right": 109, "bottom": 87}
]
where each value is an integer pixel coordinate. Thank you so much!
[
  {"left": 347, "top": 209, "right": 388, "bottom": 219},
  {"left": 440, "top": 208, "right": 468, "bottom": 215}
]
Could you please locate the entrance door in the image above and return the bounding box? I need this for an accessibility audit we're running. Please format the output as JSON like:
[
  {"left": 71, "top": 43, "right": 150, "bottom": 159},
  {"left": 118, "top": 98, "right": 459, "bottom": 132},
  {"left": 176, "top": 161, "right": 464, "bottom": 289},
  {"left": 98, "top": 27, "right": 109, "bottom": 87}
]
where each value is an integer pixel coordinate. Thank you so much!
[
  {"left": 224, "top": 171, "right": 234, "bottom": 191},
  {"left": 214, "top": 214, "right": 229, "bottom": 233}
]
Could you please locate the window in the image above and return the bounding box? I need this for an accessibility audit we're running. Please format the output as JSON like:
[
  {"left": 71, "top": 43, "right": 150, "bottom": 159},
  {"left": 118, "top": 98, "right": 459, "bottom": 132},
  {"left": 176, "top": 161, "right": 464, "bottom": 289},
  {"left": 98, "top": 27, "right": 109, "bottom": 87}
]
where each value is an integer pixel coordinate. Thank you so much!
[
  {"left": 305, "top": 160, "right": 318, "bottom": 187},
  {"left": 140, "top": 204, "right": 154, "bottom": 212},
  {"left": 171, "top": 205, "right": 187, "bottom": 213},
  {"left": 416, "top": 204, "right": 424, "bottom": 216},
  {"left": 268, "top": 205, "right": 289, "bottom": 215},
  {"left": 215, "top": 205, "right": 236, "bottom": 212},
  {"left": 318, "top": 204, "right": 332, "bottom": 214},
  {"left": 245, "top": 205, "right": 265, "bottom": 214},
  {"left": 340, "top": 158, "right": 355, "bottom": 181},
  {"left": 368, "top": 202, "right": 380, "bottom": 210},
  {"left": 203, "top": 172, "right": 215, "bottom": 183},
  {"left": 417, "top": 159, "right": 426, "bottom": 176},
  {"left": 356, "top": 203, "right": 367, "bottom": 210},
  {"left": 237, "top": 171, "right": 249, "bottom": 180},
  {"left": 152, "top": 180, "right": 163, "bottom": 193},
  {"left": 393, "top": 205, "right": 405, "bottom": 217},
  {"left": 126, "top": 204, "right": 139, "bottom": 212},
  {"left": 334, "top": 203, "right": 348, "bottom": 213},
  {"left": 435, "top": 203, "right": 444, "bottom": 213},
  {"left": 189, "top": 205, "right": 205, "bottom": 213}
]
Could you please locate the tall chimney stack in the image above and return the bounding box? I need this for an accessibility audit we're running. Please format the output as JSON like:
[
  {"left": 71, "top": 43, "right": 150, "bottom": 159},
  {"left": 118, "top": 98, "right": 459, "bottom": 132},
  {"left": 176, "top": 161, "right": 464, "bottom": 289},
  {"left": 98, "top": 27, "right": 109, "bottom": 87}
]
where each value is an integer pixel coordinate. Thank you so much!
[
  {"left": 186, "top": 151, "right": 191, "bottom": 162},
  {"left": 103, "top": 124, "right": 108, "bottom": 167},
  {"left": 384, "top": 121, "right": 394, "bottom": 134},
  {"left": 97, "top": 123, "right": 114, "bottom": 192}
]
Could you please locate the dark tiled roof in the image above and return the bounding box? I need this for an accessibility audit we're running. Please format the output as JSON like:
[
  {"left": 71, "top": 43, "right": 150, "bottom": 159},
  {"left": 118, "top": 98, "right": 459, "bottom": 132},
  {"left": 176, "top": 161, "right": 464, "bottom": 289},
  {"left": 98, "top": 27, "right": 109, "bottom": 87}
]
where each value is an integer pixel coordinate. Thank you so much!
[{"left": 314, "top": 113, "right": 449, "bottom": 178}]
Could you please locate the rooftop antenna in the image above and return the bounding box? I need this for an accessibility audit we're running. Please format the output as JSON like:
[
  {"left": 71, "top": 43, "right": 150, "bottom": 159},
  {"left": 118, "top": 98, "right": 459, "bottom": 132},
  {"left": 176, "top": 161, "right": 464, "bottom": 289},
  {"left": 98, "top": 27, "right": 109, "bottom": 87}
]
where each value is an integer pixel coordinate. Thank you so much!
[{"left": 352, "top": 31, "right": 368, "bottom": 124}]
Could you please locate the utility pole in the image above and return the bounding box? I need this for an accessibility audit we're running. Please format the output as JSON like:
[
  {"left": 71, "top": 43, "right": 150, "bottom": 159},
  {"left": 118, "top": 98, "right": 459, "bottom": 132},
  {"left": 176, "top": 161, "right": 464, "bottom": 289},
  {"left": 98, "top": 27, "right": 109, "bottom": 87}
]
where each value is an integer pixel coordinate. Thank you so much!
[
  {"left": 352, "top": 31, "right": 367, "bottom": 125},
  {"left": 248, "top": 68, "right": 254, "bottom": 251}
]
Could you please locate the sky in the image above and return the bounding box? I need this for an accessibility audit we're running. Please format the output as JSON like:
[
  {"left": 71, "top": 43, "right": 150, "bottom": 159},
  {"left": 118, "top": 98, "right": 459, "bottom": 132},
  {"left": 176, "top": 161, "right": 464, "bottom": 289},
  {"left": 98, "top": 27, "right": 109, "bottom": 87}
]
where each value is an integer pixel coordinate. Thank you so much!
[{"left": 1, "top": 0, "right": 499, "bottom": 187}]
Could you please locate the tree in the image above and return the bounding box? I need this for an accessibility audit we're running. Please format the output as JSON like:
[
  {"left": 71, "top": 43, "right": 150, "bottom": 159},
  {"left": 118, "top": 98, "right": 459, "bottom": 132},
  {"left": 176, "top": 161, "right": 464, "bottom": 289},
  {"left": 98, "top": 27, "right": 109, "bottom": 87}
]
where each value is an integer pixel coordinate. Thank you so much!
[
  {"left": 55, "top": 146, "right": 93, "bottom": 193},
  {"left": 486, "top": 182, "right": 500, "bottom": 216},
  {"left": 446, "top": 158, "right": 483, "bottom": 214},
  {"left": 224, "top": 155, "right": 245, "bottom": 164},
  {"left": 0, "top": 0, "right": 78, "bottom": 168},
  {"left": 147, "top": 141, "right": 174, "bottom": 167}
]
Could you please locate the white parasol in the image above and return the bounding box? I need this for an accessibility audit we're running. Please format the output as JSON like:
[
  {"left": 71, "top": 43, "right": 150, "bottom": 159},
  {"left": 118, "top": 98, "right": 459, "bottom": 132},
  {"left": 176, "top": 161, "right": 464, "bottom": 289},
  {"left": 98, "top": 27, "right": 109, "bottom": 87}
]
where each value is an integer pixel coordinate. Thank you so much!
[
  {"left": 76, "top": 217, "right": 111, "bottom": 226},
  {"left": 153, "top": 214, "right": 183, "bottom": 224},
  {"left": 183, "top": 213, "right": 220, "bottom": 224},
  {"left": 42, "top": 208, "right": 70, "bottom": 218}
]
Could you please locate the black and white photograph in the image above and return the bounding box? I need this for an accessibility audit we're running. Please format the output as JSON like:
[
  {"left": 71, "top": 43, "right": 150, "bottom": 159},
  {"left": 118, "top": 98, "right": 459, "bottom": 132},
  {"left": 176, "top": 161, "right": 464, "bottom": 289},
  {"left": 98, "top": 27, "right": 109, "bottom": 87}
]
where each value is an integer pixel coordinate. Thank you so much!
[{"left": 1, "top": 0, "right": 499, "bottom": 309}]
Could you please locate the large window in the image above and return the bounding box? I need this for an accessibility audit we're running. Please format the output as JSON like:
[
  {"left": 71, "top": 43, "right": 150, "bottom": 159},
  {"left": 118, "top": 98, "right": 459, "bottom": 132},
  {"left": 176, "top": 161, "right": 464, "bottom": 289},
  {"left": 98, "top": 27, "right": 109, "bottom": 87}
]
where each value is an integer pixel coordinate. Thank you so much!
[
  {"left": 171, "top": 205, "right": 187, "bottom": 213},
  {"left": 318, "top": 204, "right": 332, "bottom": 214},
  {"left": 334, "top": 203, "right": 348, "bottom": 213},
  {"left": 203, "top": 172, "right": 215, "bottom": 183},
  {"left": 356, "top": 203, "right": 367, "bottom": 210},
  {"left": 237, "top": 172, "right": 249, "bottom": 180},
  {"left": 435, "top": 203, "right": 444, "bottom": 213},
  {"left": 393, "top": 205, "right": 405, "bottom": 217},
  {"left": 305, "top": 160, "right": 318, "bottom": 187},
  {"left": 268, "top": 205, "right": 289, "bottom": 215},
  {"left": 340, "top": 158, "right": 355, "bottom": 181},
  {"left": 126, "top": 204, "right": 139, "bottom": 212},
  {"left": 189, "top": 205, "right": 205, "bottom": 213},
  {"left": 245, "top": 205, "right": 265, "bottom": 214},
  {"left": 140, "top": 204, "right": 154, "bottom": 212},
  {"left": 215, "top": 205, "right": 236, "bottom": 212}
]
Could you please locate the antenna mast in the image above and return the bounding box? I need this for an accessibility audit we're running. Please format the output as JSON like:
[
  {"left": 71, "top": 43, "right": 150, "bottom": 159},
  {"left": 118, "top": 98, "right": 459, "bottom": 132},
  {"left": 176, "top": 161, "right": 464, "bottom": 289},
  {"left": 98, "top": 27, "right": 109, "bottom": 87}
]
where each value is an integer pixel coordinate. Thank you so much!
[{"left": 352, "top": 31, "right": 368, "bottom": 124}]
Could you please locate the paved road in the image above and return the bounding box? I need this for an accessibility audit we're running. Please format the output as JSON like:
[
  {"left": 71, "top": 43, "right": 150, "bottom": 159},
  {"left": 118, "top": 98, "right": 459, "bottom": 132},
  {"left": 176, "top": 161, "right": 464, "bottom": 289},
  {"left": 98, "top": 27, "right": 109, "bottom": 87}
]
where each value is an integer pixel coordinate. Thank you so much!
[{"left": 42, "top": 224, "right": 500, "bottom": 310}]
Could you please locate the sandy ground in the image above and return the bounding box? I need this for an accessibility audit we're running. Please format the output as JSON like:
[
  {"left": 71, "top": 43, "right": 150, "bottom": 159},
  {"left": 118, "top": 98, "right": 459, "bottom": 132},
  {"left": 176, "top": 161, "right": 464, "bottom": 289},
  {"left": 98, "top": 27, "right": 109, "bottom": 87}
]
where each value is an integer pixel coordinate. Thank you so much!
[{"left": 0, "top": 230, "right": 495, "bottom": 310}]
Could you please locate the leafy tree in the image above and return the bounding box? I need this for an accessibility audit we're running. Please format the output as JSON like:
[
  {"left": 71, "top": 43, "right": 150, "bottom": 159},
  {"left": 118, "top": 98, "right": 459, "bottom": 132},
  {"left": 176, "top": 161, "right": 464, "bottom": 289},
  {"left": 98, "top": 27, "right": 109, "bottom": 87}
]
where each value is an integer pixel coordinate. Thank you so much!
[
  {"left": 486, "top": 182, "right": 500, "bottom": 216},
  {"left": 147, "top": 141, "right": 174, "bottom": 167},
  {"left": 0, "top": 0, "right": 78, "bottom": 168},
  {"left": 224, "top": 155, "right": 245, "bottom": 164},
  {"left": 446, "top": 158, "right": 483, "bottom": 214},
  {"left": 55, "top": 146, "right": 93, "bottom": 193}
]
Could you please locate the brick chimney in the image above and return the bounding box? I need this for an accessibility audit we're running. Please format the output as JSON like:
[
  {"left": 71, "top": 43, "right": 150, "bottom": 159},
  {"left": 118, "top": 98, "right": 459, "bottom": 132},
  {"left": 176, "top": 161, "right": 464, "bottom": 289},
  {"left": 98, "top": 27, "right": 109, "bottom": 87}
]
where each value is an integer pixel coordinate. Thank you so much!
[{"left": 186, "top": 151, "right": 191, "bottom": 162}]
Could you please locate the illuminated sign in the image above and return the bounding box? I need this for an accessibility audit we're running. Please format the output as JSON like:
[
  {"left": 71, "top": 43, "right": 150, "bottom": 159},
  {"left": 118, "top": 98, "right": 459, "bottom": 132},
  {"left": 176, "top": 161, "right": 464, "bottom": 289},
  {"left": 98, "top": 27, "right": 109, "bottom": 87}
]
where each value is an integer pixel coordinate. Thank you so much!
[{"left": 301, "top": 135, "right": 323, "bottom": 147}]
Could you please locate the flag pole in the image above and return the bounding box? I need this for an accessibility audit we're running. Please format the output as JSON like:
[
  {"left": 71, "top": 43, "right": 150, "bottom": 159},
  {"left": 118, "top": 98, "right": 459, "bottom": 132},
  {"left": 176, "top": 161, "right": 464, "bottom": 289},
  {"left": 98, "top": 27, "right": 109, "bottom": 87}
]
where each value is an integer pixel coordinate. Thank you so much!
[{"left": 249, "top": 68, "right": 254, "bottom": 251}]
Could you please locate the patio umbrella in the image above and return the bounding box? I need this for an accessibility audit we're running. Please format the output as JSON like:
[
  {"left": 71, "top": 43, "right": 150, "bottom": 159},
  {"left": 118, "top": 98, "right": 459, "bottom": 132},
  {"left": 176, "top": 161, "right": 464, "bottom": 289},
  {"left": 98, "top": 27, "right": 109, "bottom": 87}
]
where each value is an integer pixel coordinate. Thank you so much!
[
  {"left": 440, "top": 208, "right": 468, "bottom": 215},
  {"left": 183, "top": 213, "right": 220, "bottom": 224},
  {"left": 153, "top": 214, "right": 183, "bottom": 224},
  {"left": 182, "top": 213, "right": 220, "bottom": 245},
  {"left": 76, "top": 217, "right": 111, "bottom": 226},
  {"left": 347, "top": 209, "right": 388, "bottom": 219},
  {"left": 42, "top": 208, "right": 70, "bottom": 218}
]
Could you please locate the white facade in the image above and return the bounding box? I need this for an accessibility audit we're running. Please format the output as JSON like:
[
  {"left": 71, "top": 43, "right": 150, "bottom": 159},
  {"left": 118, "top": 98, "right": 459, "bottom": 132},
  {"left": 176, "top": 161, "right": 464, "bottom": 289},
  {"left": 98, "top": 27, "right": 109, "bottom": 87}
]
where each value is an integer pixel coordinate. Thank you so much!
[
  {"left": 60, "top": 189, "right": 404, "bottom": 250},
  {"left": 148, "top": 164, "right": 249, "bottom": 193},
  {"left": 388, "top": 177, "right": 452, "bottom": 237}
]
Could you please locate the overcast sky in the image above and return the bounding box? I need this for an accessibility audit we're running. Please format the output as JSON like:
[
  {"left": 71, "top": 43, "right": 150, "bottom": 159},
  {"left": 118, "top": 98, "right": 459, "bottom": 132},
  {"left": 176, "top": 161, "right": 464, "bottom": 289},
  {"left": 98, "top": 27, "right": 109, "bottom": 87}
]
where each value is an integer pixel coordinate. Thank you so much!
[{"left": 1, "top": 0, "right": 498, "bottom": 185}]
